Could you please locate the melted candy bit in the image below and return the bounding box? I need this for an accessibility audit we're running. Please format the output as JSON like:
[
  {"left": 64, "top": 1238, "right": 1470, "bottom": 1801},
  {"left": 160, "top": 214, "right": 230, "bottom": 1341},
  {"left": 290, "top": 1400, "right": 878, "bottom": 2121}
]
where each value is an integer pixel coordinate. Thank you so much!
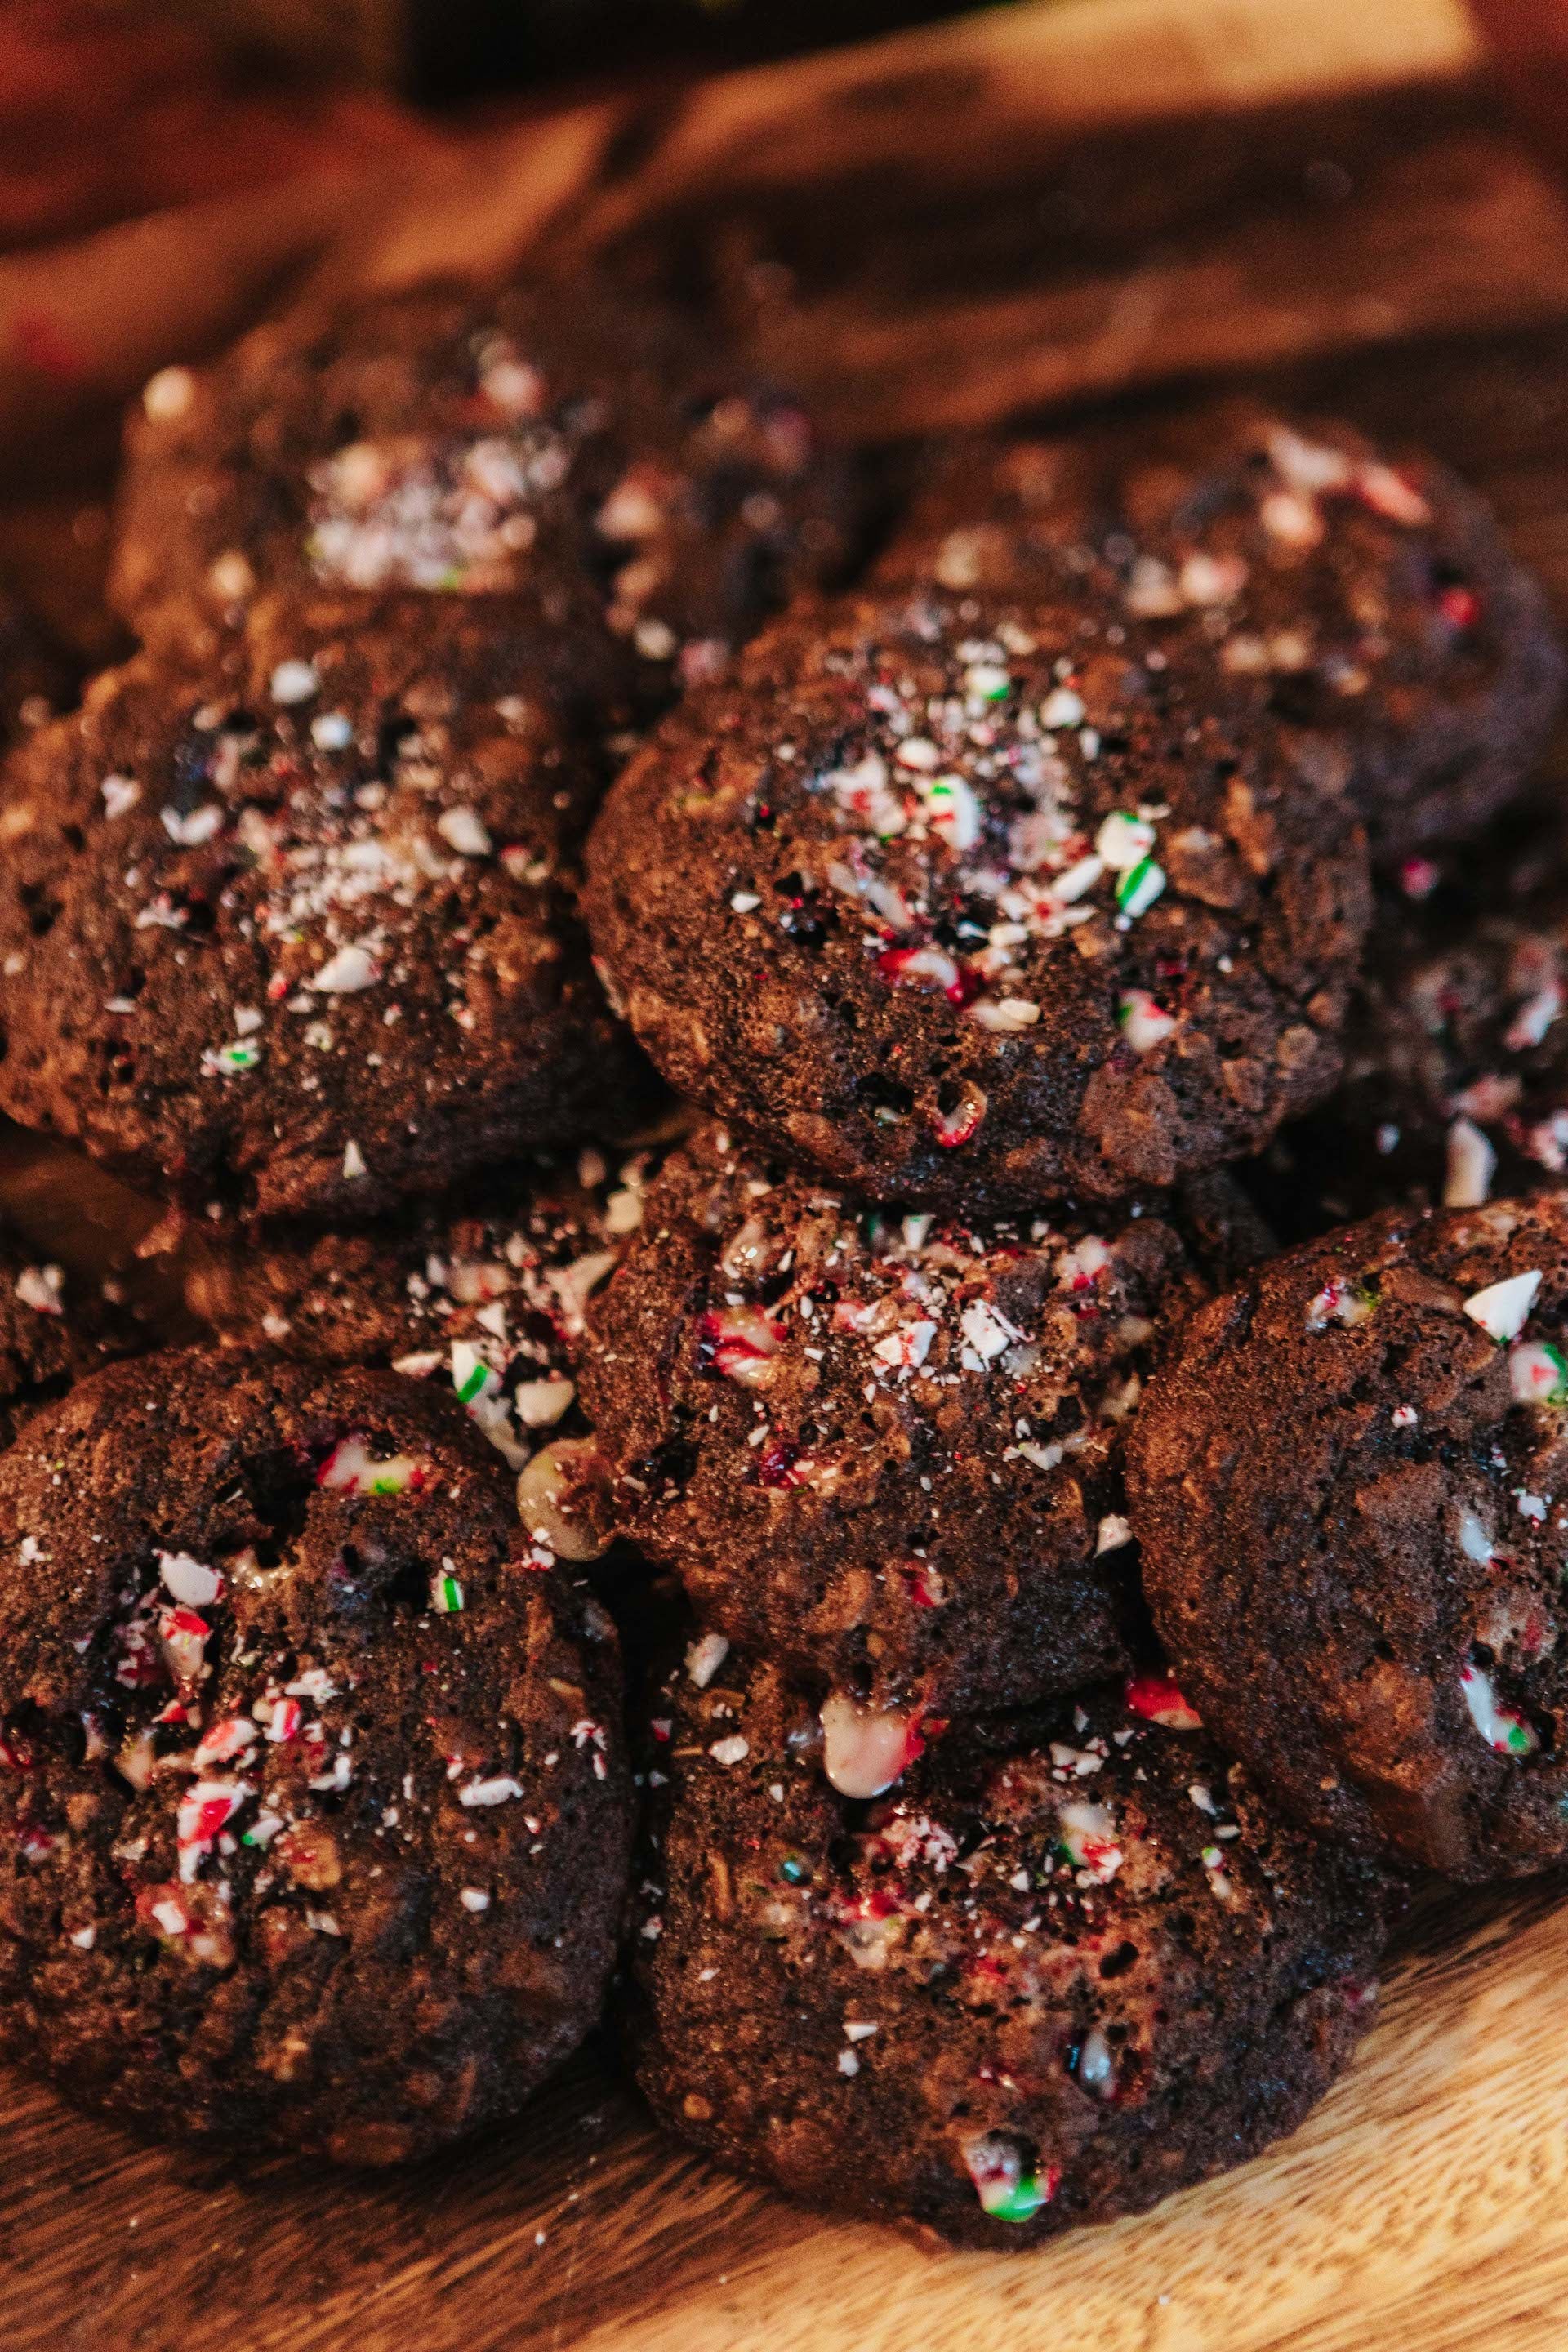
[
  {"left": 1305, "top": 1275, "right": 1378, "bottom": 1332},
  {"left": 932, "top": 1085, "right": 986, "bottom": 1149},
  {"left": 317, "top": 1437, "right": 434, "bottom": 1494},
  {"left": 819, "top": 1693, "right": 925, "bottom": 1799},
  {"left": 1124, "top": 1673, "right": 1201, "bottom": 1731},
  {"left": 1460, "top": 1662, "right": 1539, "bottom": 1756},
  {"left": 1463, "top": 1270, "right": 1543, "bottom": 1346},
  {"left": 1117, "top": 989, "right": 1175, "bottom": 1054},
  {"left": 158, "top": 1606, "right": 210, "bottom": 1686},
  {"left": 1510, "top": 1339, "right": 1568, "bottom": 1409},
  {"left": 699, "top": 1305, "right": 785, "bottom": 1386},
  {"left": 964, "top": 2134, "right": 1059, "bottom": 2223},
  {"left": 1056, "top": 1798, "right": 1124, "bottom": 1882}
]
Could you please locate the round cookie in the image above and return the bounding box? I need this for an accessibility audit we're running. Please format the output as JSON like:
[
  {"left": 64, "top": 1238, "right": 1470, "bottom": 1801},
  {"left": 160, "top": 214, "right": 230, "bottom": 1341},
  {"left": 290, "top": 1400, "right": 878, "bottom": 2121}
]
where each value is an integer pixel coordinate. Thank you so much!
[
  {"left": 582, "top": 1121, "right": 1269, "bottom": 1714},
  {"left": 112, "top": 278, "right": 858, "bottom": 700},
  {"left": 1250, "top": 817, "right": 1568, "bottom": 1238},
  {"left": 881, "top": 405, "right": 1564, "bottom": 858},
  {"left": 186, "top": 1138, "right": 672, "bottom": 1558},
  {"left": 586, "top": 584, "right": 1372, "bottom": 1209},
  {"left": 1129, "top": 1192, "right": 1568, "bottom": 1879},
  {"left": 0, "top": 1348, "right": 630, "bottom": 2162},
  {"left": 0, "top": 593, "right": 651, "bottom": 1222},
  {"left": 628, "top": 1650, "right": 1388, "bottom": 2247}
]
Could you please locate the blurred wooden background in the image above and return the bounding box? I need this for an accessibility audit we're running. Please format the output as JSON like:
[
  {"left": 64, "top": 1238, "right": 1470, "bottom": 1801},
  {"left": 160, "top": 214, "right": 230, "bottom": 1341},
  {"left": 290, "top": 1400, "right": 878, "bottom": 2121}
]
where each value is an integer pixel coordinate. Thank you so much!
[{"left": 7, "top": 7, "right": 1568, "bottom": 2350}]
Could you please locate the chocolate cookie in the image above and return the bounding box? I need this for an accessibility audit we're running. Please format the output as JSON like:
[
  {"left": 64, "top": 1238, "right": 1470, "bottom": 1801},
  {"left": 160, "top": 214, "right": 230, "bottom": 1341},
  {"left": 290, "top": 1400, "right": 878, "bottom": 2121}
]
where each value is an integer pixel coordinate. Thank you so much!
[
  {"left": 112, "top": 279, "right": 858, "bottom": 701},
  {"left": 0, "top": 1348, "right": 631, "bottom": 2162},
  {"left": 0, "top": 1226, "right": 142, "bottom": 1445},
  {"left": 0, "top": 593, "right": 651, "bottom": 1222},
  {"left": 187, "top": 1139, "right": 672, "bottom": 1560},
  {"left": 586, "top": 584, "right": 1372, "bottom": 1209},
  {"left": 1250, "top": 818, "right": 1568, "bottom": 1238},
  {"left": 582, "top": 1122, "right": 1271, "bottom": 1714},
  {"left": 627, "top": 1649, "right": 1388, "bottom": 2247},
  {"left": 881, "top": 406, "right": 1564, "bottom": 858},
  {"left": 1129, "top": 1192, "right": 1568, "bottom": 1879}
]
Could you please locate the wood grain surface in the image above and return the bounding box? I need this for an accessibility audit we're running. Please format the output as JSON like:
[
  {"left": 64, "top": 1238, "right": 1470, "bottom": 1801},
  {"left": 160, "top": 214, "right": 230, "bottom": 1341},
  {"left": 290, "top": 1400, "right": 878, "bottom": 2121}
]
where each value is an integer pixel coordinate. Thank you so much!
[{"left": 7, "top": 5, "right": 1568, "bottom": 2349}]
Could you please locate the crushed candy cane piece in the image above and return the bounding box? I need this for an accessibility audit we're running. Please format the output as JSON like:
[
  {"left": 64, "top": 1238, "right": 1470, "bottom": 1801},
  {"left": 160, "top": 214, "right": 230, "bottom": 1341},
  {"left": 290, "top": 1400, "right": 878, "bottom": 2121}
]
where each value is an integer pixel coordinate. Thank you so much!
[
  {"left": 1463, "top": 1270, "right": 1542, "bottom": 1345},
  {"left": 1511, "top": 1339, "right": 1568, "bottom": 1408},
  {"left": 318, "top": 1437, "right": 434, "bottom": 1494},
  {"left": 1460, "top": 1663, "right": 1538, "bottom": 1757},
  {"left": 965, "top": 2134, "right": 1059, "bottom": 2222},
  {"left": 820, "top": 1694, "right": 924, "bottom": 1799}
]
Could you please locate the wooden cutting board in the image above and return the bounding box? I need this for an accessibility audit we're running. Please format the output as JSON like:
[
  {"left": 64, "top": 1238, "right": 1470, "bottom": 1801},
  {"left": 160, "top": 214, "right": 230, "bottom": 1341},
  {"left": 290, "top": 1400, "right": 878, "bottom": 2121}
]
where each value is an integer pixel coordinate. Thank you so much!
[{"left": 7, "top": 7, "right": 1568, "bottom": 2349}]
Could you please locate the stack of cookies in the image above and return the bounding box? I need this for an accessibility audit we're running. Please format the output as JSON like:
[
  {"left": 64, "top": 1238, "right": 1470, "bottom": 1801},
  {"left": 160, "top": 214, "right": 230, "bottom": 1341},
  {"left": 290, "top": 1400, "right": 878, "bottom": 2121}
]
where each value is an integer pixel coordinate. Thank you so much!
[
  {"left": 578, "top": 408, "right": 1568, "bottom": 2241},
  {"left": 0, "top": 273, "right": 858, "bottom": 2165},
  {"left": 0, "top": 278, "right": 1566, "bottom": 2250}
]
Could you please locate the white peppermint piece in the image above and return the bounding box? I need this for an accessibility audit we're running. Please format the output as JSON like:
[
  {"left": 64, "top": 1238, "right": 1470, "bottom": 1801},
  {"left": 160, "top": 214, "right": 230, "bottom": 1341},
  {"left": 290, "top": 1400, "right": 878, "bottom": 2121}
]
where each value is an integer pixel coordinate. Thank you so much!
[
  {"left": 270, "top": 658, "right": 319, "bottom": 704},
  {"left": 161, "top": 804, "right": 225, "bottom": 847},
  {"left": 436, "top": 806, "right": 493, "bottom": 858},
  {"left": 101, "top": 774, "right": 141, "bottom": 819},
  {"left": 511, "top": 1377, "right": 575, "bottom": 1428},
  {"left": 14, "top": 1265, "right": 63, "bottom": 1316},
  {"left": 1444, "top": 1117, "right": 1496, "bottom": 1209},
  {"left": 1463, "top": 1270, "right": 1542, "bottom": 1345},
  {"left": 1040, "top": 687, "right": 1085, "bottom": 728},
  {"left": 971, "top": 996, "right": 1040, "bottom": 1032},
  {"left": 158, "top": 1550, "right": 224, "bottom": 1608},
  {"left": 959, "top": 1300, "right": 1018, "bottom": 1362},
  {"left": 312, "top": 942, "right": 380, "bottom": 994},
  {"left": 685, "top": 1632, "right": 730, "bottom": 1689},
  {"left": 820, "top": 1693, "right": 920, "bottom": 1799},
  {"left": 459, "top": 1775, "right": 526, "bottom": 1808}
]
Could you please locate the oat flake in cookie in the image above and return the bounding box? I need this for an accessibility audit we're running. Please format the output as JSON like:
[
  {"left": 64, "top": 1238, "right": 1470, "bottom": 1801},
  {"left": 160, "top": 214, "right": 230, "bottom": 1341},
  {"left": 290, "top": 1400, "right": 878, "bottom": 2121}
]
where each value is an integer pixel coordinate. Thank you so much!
[
  {"left": 881, "top": 405, "right": 1564, "bottom": 859},
  {"left": 1129, "top": 1192, "right": 1568, "bottom": 1880},
  {"left": 627, "top": 1651, "right": 1388, "bottom": 2247},
  {"left": 188, "top": 1141, "right": 670, "bottom": 1560},
  {"left": 0, "top": 595, "right": 650, "bottom": 1222},
  {"left": 586, "top": 586, "right": 1371, "bottom": 1209},
  {"left": 0, "top": 1349, "right": 630, "bottom": 2163},
  {"left": 582, "top": 1123, "right": 1269, "bottom": 1717},
  {"left": 112, "top": 279, "right": 858, "bottom": 698}
]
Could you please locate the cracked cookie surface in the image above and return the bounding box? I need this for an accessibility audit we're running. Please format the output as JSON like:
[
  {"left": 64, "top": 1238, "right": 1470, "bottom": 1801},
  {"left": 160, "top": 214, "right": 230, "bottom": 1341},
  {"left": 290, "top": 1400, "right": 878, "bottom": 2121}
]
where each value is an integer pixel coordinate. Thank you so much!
[{"left": 0, "top": 1348, "right": 630, "bottom": 2160}]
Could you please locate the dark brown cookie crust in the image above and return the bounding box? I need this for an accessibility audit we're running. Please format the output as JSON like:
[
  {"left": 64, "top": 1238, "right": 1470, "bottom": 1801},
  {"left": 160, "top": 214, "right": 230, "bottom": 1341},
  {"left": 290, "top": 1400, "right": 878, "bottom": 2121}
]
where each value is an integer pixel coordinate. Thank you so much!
[
  {"left": 881, "top": 405, "right": 1564, "bottom": 859},
  {"left": 111, "top": 278, "right": 858, "bottom": 702},
  {"left": 581, "top": 1123, "right": 1267, "bottom": 1714},
  {"left": 1129, "top": 1193, "right": 1568, "bottom": 1879},
  {"left": 185, "top": 1141, "right": 670, "bottom": 1559},
  {"left": 1251, "top": 817, "right": 1568, "bottom": 1239},
  {"left": 0, "top": 1227, "right": 142, "bottom": 1446},
  {"left": 586, "top": 585, "right": 1372, "bottom": 1210},
  {"left": 0, "top": 1348, "right": 630, "bottom": 2163},
  {"left": 627, "top": 1651, "right": 1388, "bottom": 2248},
  {"left": 0, "top": 593, "right": 651, "bottom": 1222}
]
